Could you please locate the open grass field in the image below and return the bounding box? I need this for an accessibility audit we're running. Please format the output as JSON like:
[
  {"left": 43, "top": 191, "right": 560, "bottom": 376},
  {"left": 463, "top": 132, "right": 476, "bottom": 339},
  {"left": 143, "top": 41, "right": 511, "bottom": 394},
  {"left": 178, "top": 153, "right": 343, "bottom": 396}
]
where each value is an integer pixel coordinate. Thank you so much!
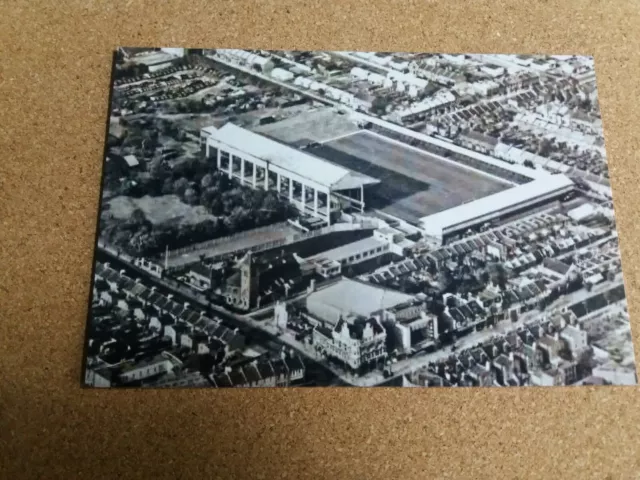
[
  {"left": 105, "top": 195, "right": 216, "bottom": 227},
  {"left": 254, "top": 107, "right": 360, "bottom": 144},
  {"left": 311, "top": 131, "right": 512, "bottom": 223}
]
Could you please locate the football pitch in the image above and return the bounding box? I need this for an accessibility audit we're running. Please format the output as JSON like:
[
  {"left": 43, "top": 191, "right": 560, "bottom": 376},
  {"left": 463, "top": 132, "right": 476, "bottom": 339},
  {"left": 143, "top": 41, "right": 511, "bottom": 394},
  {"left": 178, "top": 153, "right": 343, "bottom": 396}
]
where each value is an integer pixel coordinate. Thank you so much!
[{"left": 311, "top": 131, "right": 511, "bottom": 224}]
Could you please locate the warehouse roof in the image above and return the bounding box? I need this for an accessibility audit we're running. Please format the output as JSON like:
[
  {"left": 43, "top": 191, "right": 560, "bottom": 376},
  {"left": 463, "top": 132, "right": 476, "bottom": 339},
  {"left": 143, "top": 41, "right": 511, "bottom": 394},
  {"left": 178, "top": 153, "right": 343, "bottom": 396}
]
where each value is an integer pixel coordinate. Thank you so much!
[
  {"left": 306, "top": 277, "right": 414, "bottom": 321},
  {"left": 202, "top": 123, "right": 380, "bottom": 190}
]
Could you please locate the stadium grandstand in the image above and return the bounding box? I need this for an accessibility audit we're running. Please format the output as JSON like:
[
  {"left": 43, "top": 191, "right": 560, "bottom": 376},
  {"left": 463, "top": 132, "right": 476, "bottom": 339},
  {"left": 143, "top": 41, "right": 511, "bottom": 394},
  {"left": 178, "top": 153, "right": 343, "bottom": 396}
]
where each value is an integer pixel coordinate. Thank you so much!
[
  {"left": 419, "top": 174, "right": 575, "bottom": 243},
  {"left": 201, "top": 123, "right": 380, "bottom": 225}
]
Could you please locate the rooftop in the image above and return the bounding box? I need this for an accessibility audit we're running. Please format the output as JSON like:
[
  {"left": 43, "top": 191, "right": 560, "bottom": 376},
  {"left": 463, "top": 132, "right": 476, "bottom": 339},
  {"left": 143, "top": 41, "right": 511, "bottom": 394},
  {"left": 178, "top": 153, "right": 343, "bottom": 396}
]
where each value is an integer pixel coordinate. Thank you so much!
[
  {"left": 419, "top": 174, "right": 575, "bottom": 235},
  {"left": 306, "top": 277, "right": 414, "bottom": 320},
  {"left": 120, "top": 353, "right": 173, "bottom": 373},
  {"left": 123, "top": 154, "right": 139, "bottom": 167},
  {"left": 130, "top": 51, "right": 177, "bottom": 66},
  {"left": 217, "top": 49, "right": 272, "bottom": 67},
  {"left": 189, "top": 262, "right": 212, "bottom": 279},
  {"left": 333, "top": 316, "right": 385, "bottom": 341},
  {"left": 543, "top": 257, "right": 572, "bottom": 275},
  {"left": 461, "top": 130, "right": 500, "bottom": 147},
  {"left": 307, "top": 236, "right": 386, "bottom": 263},
  {"left": 202, "top": 123, "right": 380, "bottom": 190}
]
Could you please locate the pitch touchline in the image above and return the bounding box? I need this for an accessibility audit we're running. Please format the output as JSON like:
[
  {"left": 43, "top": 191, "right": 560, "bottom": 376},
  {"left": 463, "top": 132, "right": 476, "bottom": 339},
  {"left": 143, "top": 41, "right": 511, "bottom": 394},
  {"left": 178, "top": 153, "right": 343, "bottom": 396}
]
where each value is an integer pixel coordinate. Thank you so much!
[
  {"left": 362, "top": 130, "right": 518, "bottom": 187},
  {"left": 318, "top": 130, "right": 361, "bottom": 145}
]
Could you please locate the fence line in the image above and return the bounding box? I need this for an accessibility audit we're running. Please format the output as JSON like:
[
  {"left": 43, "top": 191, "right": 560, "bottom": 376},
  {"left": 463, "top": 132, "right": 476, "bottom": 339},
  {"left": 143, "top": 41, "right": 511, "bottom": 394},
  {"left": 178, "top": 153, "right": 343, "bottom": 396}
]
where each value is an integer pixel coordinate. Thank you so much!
[
  {"left": 165, "top": 221, "right": 378, "bottom": 268},
  {"left": 167, "top": 222, "right": 291, "bottom": 257}
]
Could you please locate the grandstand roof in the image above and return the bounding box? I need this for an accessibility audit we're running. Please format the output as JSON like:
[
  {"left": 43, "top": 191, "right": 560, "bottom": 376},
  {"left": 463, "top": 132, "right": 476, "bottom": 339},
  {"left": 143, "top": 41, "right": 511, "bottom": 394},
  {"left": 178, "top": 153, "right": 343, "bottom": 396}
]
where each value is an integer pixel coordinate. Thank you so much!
[
  {"left": 203, "top": 123, "right": 380, "bottom": 190},
  {"left": 419, "top": 174, "right": 574, "bottom": 237}
]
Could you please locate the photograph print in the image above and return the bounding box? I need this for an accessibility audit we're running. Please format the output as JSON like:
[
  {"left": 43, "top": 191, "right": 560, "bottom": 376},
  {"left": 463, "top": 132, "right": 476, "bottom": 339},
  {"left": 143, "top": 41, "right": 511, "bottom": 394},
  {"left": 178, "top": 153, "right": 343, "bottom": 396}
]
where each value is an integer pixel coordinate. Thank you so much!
[{"left": 84, "top": 47, "right": 638, "bottom": 388}]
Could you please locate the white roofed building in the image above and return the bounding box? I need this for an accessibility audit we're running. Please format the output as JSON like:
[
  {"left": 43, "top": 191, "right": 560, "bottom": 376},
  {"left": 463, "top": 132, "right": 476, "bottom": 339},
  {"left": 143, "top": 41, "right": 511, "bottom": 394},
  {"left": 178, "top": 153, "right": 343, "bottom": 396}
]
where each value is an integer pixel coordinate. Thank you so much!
[
  {"left": 201, "top": 124, "right": 379, "bottom": 225},
  {"left": 568, "top": 203, "right": 597, "bottom": 223},
  {"left": 161, "top": 47, "right": 185, "bottom": 58},
  {"left": 386, "top": 70, "right": 429, "bottom": 90},
  {"left": 306, "top": 277, "right": 414, "bottom": 324},
  {"left": 307, "top": 236, "right": 390, "bottom": 277},
  {"left": 419, "top": 175, "right": 575, "bottom": 243},
  {"left": 216, "top": 49, "right": 274, "bottom": 73},
  {"left": 123, "top": 154, "right": 139, "bottom": 167},
  {"left": 350, "top": 66, "right": 370, "bottom": 81},
  {"left": 270, "top": 67, "right": 294, "bottom": 82}
]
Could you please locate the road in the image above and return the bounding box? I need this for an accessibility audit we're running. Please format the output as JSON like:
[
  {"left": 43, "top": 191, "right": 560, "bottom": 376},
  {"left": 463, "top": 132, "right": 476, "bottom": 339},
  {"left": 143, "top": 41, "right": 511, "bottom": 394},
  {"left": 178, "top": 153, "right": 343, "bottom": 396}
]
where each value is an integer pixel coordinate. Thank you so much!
[
  {"left": 351, "top": 277, "right": 626, "bottom": 387},
  {"left": 98, "top": 237, "right": 625, "bottom": 387},
  {"left": 209, "top": 53, "right": 555, "bottom": 186},
  {"left": 96, "top": 247, "right": 353, "bottom": 383},
  {"left": 208, "top": 55, "right": 341, "bottom": 108}
]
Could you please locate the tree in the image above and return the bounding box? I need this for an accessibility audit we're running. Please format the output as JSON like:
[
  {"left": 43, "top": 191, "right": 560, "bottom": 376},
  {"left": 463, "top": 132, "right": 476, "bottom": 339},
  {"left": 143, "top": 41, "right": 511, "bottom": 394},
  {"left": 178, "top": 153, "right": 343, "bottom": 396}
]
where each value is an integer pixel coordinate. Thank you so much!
[
  {"left": 149, "top": 155, "right": 166, "bottom": 179},
  {"left": 201, "top": 185, "right": 220, "bottom": 207},
  {"left": 538, "top": 139, "right": 553, "bottom": 158},
  {"left": 214, "top": 172, "right": 231, "bottom": 191},
  {"left": 201, "top": 173, "right": 214, "bottom": 189},
  {"left": 225, "top": 206, "right": 249, "bottom": 232},
  {"left": 523, "top": 159, "right": 535, "bottom": 169},
  {"left": 172, "top": 177, "right": 189, "bottom": 196},
  {"left": 130, "top": 208, "right": 147, "bottom": 225},
  {"left": 161, "top": 177, "right": 174, "bottom": 195},
  {"left": 209, "top": 196, "right": 224, "bottom": 216},
  {"left": 371, "top": 96, "right": 390, "bottom": 115},
  {"left": 580, "top": 97, "right": 592, "bottom": 111},
  {"left": 262, "top": 192, "right": 279, "bottom": 213},
  {"left": 184, "top": 187, "right": 199, "bottom": 205}
]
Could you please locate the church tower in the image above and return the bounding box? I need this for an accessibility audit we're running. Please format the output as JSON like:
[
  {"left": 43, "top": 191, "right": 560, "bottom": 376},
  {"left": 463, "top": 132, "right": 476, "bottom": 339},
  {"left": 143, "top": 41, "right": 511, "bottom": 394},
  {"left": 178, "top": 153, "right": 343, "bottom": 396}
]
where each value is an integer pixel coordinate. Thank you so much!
[{"left": 239, "top": 251, "right": 258, "bottom": 309}]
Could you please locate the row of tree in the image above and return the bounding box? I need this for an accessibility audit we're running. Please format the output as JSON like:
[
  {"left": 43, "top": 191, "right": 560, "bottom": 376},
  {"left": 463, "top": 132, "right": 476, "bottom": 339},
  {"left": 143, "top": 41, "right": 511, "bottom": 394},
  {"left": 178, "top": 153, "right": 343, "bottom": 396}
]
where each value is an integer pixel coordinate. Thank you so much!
[{"left": 101, "top": 168, "right": 298, "bottom": 256}]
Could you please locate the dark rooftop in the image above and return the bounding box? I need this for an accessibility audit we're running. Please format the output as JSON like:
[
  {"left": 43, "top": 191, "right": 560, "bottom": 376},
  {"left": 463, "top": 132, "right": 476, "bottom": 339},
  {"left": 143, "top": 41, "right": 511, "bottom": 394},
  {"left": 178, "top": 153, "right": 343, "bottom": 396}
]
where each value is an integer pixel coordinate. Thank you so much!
[
  {"left": 190, "top": 262, "right": 213, "bottom": 279},
  {"left": 257, "top": 360, "right": 275, "bottom": 379},
  {"left": 285, "top": 355, "right": 305, "bottom": 373},
  {"left": 228, "top": 369, "right": 247, "bottom": 386},
  {"left": 271, "top": 358, "right": 288, "bottom": 377},
  {"left": 213, "top": 373, "right": 233, "bottom": 387},
  {"left": 242, "top": 364, "right": 262, "bottom": 384},
  {"left": 316, "top": 326, "right": 333, "bottom": 339}
]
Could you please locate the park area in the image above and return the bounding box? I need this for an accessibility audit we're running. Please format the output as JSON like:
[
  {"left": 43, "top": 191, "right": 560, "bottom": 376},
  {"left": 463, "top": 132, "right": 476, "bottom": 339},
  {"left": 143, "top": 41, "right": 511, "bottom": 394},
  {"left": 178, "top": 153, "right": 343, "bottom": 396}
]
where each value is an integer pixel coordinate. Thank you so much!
[
  {"left": 310, "top": 130, "right": 512, "bottom": 224},
  {"left": 105, "top": 195, "right": 216, "bottom": 227},
  {"left": 99, "top": 167, "right": 299, "bottom": 258}
]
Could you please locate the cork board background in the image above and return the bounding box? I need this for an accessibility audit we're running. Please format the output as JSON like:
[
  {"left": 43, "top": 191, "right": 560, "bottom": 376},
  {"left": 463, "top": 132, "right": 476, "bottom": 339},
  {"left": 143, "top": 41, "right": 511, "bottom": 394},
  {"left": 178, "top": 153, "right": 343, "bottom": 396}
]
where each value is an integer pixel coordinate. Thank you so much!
[{"left": 3, "top": 0, "right": 640, "bottom": 478}]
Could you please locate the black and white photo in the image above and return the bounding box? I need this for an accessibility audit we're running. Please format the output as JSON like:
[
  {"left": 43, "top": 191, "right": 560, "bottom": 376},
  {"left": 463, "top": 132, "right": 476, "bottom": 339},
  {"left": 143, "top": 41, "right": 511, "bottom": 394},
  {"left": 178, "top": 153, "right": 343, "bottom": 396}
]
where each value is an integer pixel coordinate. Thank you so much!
[{"left": 84, "top": 48, "right": 637, "bottom": 388}]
